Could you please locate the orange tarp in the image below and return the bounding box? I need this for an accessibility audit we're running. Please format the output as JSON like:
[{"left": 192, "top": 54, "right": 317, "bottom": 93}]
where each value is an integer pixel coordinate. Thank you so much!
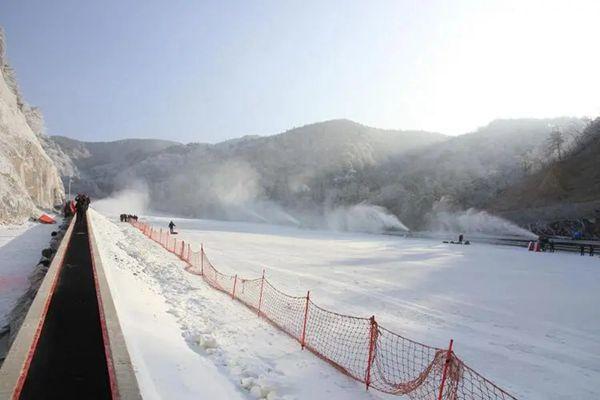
[{"left": 39, "top": 214, "right": 56, "bottom": 224}]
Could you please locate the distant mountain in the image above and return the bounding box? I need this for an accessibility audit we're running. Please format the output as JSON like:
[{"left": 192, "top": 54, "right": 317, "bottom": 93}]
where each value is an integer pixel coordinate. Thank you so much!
[
  {"left": 52, "top": 136, "right": 180, "bottom": 197},
  {"left": 51, "top": 117, "right": 595, "bottom": 230}
]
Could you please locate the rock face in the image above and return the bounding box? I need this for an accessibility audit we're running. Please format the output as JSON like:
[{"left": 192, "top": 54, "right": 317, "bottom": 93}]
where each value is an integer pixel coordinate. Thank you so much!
[{"left": 0, "top": 30, "right": 64, "bottom": 223}]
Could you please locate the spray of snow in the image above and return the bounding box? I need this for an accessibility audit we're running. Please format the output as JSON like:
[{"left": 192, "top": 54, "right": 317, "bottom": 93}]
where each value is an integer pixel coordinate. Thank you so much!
[
  {"left": 206, "top": 163, "right": 407, "bottom": 232},
  {"left": 204, "top": 161, "right": 301, "bottom": 226},
  {"left": 325, "top": 203, "right": 409, "bottom": 234},
  {"left": 428, "top": 197, "right": 537, "bottom": 239},
  {"left": 93, "top": 183, "right": 150, "bottom": 217}
]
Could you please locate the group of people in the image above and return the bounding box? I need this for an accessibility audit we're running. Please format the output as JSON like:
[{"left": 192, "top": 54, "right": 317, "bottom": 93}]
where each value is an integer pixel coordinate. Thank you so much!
[
  {"left": 74, "top": 193, "right": 91, "bottom": 223},
  {"left": 120, "top": 214, "right": 139, "bottom": 222}
]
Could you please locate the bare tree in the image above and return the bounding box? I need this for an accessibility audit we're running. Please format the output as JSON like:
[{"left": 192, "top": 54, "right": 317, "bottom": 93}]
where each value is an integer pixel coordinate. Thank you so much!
[{"left": 546, "top": 129, "right": 565, "bottom": 161}]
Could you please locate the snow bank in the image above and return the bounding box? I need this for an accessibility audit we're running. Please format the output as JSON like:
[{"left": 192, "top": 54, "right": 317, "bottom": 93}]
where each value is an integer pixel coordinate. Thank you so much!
[{"left": 0, "top": 221, "right": 56, "bottom": 328}]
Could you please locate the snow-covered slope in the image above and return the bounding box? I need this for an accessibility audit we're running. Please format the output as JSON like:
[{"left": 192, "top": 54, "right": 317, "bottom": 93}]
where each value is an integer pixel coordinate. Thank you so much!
[
  {"left": 89, "top": 210, "right": 377, "bottom": 400},
  {"left": 149, "top": 215, "right": 599, "bottom": 400},
  {"left": 0, "top": 29, "right": 64, "bottom": 222}
]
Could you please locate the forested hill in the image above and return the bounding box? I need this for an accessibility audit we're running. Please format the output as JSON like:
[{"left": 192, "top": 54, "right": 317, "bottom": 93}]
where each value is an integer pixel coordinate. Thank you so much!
[
  {"left": 52, "top": 117, "right": 595, "bottom": 230},
  {"left": 489, "top": 117, "right": 600, "bottom": 224},
  {"left": 53, "top": 119, "right": 447, "bottom": 216},
  {"left": 51, "top": 136, "right": 180, "bottom": 198}
]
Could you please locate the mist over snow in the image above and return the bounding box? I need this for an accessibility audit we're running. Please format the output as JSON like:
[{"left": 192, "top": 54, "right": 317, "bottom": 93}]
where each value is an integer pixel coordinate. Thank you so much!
[
  {"left": 51, "top": 117, "right": 599, "bottom": 235},
  {"left": 325, "top": 203, "right": 409, "bottom": 233},
  {"left": 427, "top": 196, "right": 538, "bottom": 239},
  {"left": 92, "top": 183, "right": 151, "bottom": 217}
]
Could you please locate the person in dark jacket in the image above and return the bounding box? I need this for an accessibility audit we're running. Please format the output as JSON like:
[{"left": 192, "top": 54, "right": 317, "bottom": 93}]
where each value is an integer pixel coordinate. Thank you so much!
[
  {"left": 168, "top": 220, "right": 176, "bottom": 234},
  {"left": 75, "top": 193, "right": 90, "bottom": 226}
]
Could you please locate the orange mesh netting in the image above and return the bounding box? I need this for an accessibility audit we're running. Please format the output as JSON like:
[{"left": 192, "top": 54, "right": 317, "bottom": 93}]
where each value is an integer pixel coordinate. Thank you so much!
[{"left": 130, "top": 220, "right": 517, "bottom": 400}]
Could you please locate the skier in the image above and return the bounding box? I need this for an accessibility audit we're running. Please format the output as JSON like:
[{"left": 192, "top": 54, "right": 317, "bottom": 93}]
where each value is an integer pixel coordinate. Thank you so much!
[
  {"left": 590, "top": 245, "right": 595, "bottom": 257},
  {"left": 458, "top": 234, "right": 464, "bottom": 243},
  {"left": 168, "top": 220, "right": 176, "bottom": 234}
]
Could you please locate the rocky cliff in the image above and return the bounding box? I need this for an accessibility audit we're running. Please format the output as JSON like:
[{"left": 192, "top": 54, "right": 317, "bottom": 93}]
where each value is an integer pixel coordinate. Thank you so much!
[{"left": 0, "top": 29, "right": 64, "bottom": 223}]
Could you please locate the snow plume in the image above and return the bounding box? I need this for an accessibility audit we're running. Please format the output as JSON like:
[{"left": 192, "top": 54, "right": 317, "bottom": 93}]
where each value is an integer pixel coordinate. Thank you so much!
[
  {"left": 93, "top": 182, "right": 150, "bottom": 217},
  {"left": 209, "top": 161, "right": 300, "bottom": 226},
  {"left": 427, "top": 197, "right": 537, "bottom": 239},
  {"left": 325, "top": 203, "right": 409, "bottom": 234}
]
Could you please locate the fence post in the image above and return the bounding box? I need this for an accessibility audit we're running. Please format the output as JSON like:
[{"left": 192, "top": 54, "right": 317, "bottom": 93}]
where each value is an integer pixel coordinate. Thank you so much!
[
  {"left": 300, "top": 291, "right": 310, "bottom": 349},
  {"left": 200, "top": 244, "right": 204, "bottom": 275},
  {"left": 437, "top": 339, "right": 454, "bottom": 400},
  {"left": 257, "top": 269, "right": 265, "bottom": 317},
  {"left": 180, "top": 241, "right": 185, "bottom": 258},
  {"left": 173, "top": 238, "right": 177, "bottom": 254},
  {"left": 365, "top": 316, "right": 378, "bottom": 391},
  {"left": 187, "top": 243, "right": 191, "bottom": 262},
  {"left": 232, "top": 274, "right": 238, "bottom": 299}
]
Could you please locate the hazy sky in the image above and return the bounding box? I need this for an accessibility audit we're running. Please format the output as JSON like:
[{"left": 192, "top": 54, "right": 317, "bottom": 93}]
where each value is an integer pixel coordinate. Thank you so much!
[{"left": 1, "top": 0, "right": 598, "bottom": 142}]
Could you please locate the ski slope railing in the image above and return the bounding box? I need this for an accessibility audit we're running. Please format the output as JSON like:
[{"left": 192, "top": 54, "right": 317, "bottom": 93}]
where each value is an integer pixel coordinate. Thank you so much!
[{"left": 131, "top": 221, "right": 518, "bottom": 400}]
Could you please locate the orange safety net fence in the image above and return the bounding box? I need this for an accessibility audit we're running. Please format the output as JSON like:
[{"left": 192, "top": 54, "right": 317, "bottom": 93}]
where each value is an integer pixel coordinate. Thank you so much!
[{"left": 132, "top": 220, "right": 518, "bottom": 400}]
